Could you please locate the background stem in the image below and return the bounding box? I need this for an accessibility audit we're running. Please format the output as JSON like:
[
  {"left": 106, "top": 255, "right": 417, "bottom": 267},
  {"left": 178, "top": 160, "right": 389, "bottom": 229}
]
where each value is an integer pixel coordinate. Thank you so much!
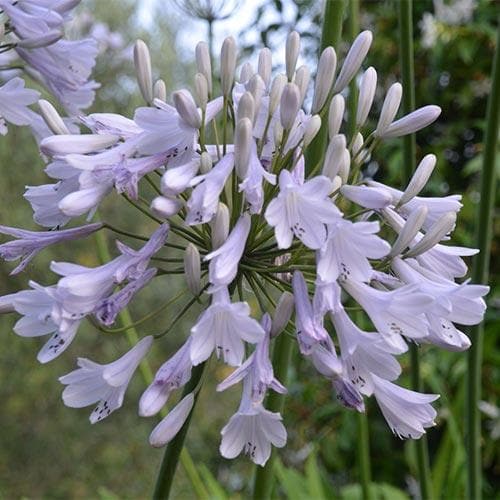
[
  {"left": 357, "top": 411, "right": 373, "bottom": 500},
  {"left": 347, "top": 0, "right": 360, "bottom": 139},
  {"left": 465, "top": 21, "right": 500, "bottom": 500}
]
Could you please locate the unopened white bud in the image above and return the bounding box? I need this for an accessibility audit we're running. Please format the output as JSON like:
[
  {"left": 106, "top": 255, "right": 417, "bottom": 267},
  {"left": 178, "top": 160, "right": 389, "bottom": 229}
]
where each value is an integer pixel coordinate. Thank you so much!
[
  {"left": 280, "top": 82, "right": 301, "bottom": 130},
  {"left": 239, "top": 62, "right": 254, "bottom": 83},
  {"left": 173, "top": 90, "right": 201, "bottom": 129},
  {"left": 382, "top": 105, "right": 442, "bottom": 139},
  {"left": 0, "top": 24, "right": 5, "bottom": 39},
  {"left": 303, "top": 115, "right": 321, "bottom": 147},
  {"left": 247, "top": 74, "right": 265, "bottom": 118},
  {"left": 200, "top": 152, "right": 213, "bottom": 174},
  {"left": 333, "top": 30, "right": 373, "bottom": 93},
  {"left": 375, "top": 83, "right": 402, "bottom": 136},
  {"left": 194, "top": 73, "right": 208, "bottom": 110},
  {"left": 237, "top": 91, "right": 255, "bottom": 123},
  {"left": 338, "top": 149, "right": 351, "bottom": 183},
  {"left": 221, "top": 36, "right": 237, "bottom": 96},
  {"left": 134, "top": 39, "right": 153, "bottom": 104},
  {"left": 271, "top": 292, "right": 294, "bottom": 337},
  {"left": 258, "top": 47, "right": 272, "bottom": 87},
  {"left": 184, "top": 243, "right": 202, "bottom": 295},
  {"left": 38, "top": 99, "right": 69, "bottom": 135},
  {"left": 153, "top": 79, "right": 167, "bottom": 101},
  {"left": 195, "top": 41, "right": 212, "bottom": 94},
  {"left": 398, "top": 154, "right": 437, "bottom": 206},
  {"left": 388, "top": 206, "right": 428, "bottom": 257},
  {"left": 328, "top": 94, "right": 345, "bottom": 138},
  {"left": 285, "top": 31, "right": 300, "bottom": 81},
  {"left": 294, "top": 65, "right": 310, "bottom": 105},
  {"left": 234, "top": 118, "right": 253, "bottom": 179},
  {"left": 269, "top": 74, "right": 287, "bottom": 115},
  {"left": 312, "top": 46, "right": 337, "bottom": 113},
  {"left": 150, "top": 196, "right": 182, "bottom": 218},
  {"left": 356, "top": 66, "right": 377, "bottom": 127},
  {"left": 210, "top": 203, "right": 230, "bottom": 249},
  {"left": 352, "top": 132, "right": 364, "bottom": 156},
  {"left": 40, "top": 134, "right": 119, "bottom": 155},
  {"left": 340, "top": 184, "right": 392, "bottom": 209},
  {"left": 332, "top": 175, "right": 342, "bottom": 193},
  {"left": 406, "top": 212, "right": 457, "bottom": 257},
  {"left": 273, "top": 121, "right": 284, "bottom": 145},
  {"left": 322, "top": 134, "right": 347, "bottom": 179}
]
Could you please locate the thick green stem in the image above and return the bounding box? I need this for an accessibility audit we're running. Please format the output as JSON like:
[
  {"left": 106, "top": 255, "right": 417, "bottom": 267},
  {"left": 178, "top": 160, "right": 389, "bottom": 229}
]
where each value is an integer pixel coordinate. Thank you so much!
[
  {"left": 252, "top": 331, "right": 295, "bottom": 499},
  {"left": 347, "top": 0, "right": 360, "bottom": 139},
  {"left": 466, "top": 22, "right": 500, "bottom": 500},
  {"left": 304, "top": 0, "right": 346, "bottom": 175},
  {"left": 398, "top": 2, "right": 433, "bottom": 498}
]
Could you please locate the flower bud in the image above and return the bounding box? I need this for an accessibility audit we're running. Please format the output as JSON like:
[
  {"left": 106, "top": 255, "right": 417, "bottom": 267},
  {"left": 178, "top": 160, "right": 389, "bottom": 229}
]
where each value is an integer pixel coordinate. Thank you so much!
[
  {"left": 322, "top": 134, "right": 346, "bottom": 179},
  {"left": 312, "top": 46, "right": 337, "bottom": 113},
  {"left": 150, "top": 196, "right": 182, "bottom": 218},
  {"left": 338, "top": 150, "right": 351, "bottom": 184},
  {"left": 286, "top": 31, "right": 301, "bottom": 81},
  {"left": 40, "top": 134, "right": 119, "bottom": 155},
  {"left": 405, "top": 211, "right": 457, "bottom": 257},
  {"left": 173, "top": 90, "right": 201, "bottom": 129},
  {"left": 294, "top": 65, "right": 310, "bottom": 105},
  {"left": 237, "top": 91, "right": 255, "bottom": 123},
  {"left": 340, "top": 184, "right": 392, "bottom": 209},
  {"left": 134, "top": 39, "right": 153, "bottom": 104},
  {"left": 398, "top": 154, "right": 437, "bottom": 206},
  {"left": 303, "top": 115, "right": 321, "bottom": 147},
  {"left": 239, "top": 62, "right": 254, "bottom": 83},
  {"left": 184, "top": 243, "right": 202, "bottom": 295},
  {"left": 199, "top": 151, "right": 213, "bottom": 174},
  {"left": 17, "top": 29, "right": 62, "bottom": 48},
  {"left": 38, "top": 99, "right": 69, "bottom": 135},
  {"left": 210, "top": 203, "right": 230, "bottom": 249},
  {"left": 382, "top": 105, "right": 441, "bottom": 139},
  {"left": 333, "top": 30, "right": 373, "bottom": 93},
  {"left": 280, "top": 82, "right": 300, "bottom": 130},
  {"left": 356, "top": 66, "right": 377, "bottom": 127},
  {"left": 153, "top": 79, "right": 167, "bottom": 101},
  {"left": 194, "top": 73, "right": 208, "bottom": 110},
  {"left": 258, "top": 47, "right": 272, "bottom": 87},
  {"left": 247, "top": 74, "right": 265, "bottom": 118},
  {"left": 271, "top": 292, "right": 294, "bottom": 337},
  {"left": 221, "top": 36, "right": 237, "bottom": 96},
  {"left": 269, "top": 74, "right": 287, "bottom": 115},
  {"left": 352, "top": 132, "right": 364, "bottom": 156},
  {"left": 388, "top": 205, "right": 428, "bottom": 257},
  {"left": 375, "top": 83, "right": 402, "bottom": 136},
  {"left": 328, "top": 94, "right": 345, "bottom": 138},
  {"left": 273, "top": 121, "right": 284, "bottom": 145},
  {"left": 195, "top": 41, "right": 212, "bottom": 94},
  {"left": 234, "top": 118, "right": 253, "bottom": 179}
]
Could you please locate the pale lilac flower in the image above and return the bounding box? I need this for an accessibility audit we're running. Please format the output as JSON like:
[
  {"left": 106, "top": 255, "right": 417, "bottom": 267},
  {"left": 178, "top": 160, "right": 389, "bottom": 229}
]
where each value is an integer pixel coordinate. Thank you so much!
[
  {"left": 0, "top": 77, "right": 39, "bottom": 134},
  {"left": 161, "top": 158, "right": 200, "bottom": 196},
  {"left": 81, "top": 113, "right": 142, "bottom": 138},
  {"left": 333, "top": 377, "right": 365, "bottom": 412},
  {"left": 59, "top": 336, "right": 153, "bottom": 423},
  {"left": 340, "top": 185, "right": 392, "bottom": 209}
]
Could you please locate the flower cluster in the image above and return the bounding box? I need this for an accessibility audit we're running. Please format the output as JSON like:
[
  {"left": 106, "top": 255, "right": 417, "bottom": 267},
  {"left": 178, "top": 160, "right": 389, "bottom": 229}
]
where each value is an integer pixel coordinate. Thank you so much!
[{"left": 0, "top": 23, "right": 489, "bottom": 467}]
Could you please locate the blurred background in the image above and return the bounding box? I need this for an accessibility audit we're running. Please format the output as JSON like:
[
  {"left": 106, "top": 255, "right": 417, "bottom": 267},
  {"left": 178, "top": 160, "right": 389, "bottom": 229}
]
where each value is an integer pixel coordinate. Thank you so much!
[{"left": 0, "top": 0, "right": 498, "bottom": 498}]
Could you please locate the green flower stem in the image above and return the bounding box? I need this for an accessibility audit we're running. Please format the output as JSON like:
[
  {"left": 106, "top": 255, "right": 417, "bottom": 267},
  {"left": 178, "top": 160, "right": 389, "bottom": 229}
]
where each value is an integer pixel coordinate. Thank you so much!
[
  {"left": 398, "top": 2, "right": 433, "bottom": 499},
  {"left": 357, "top": 411, "right": 373, "bottom": 500},
  {"left": 304, "top": 0, "right": 346, "bottom": 176},
  {"left": 252, "top": 327, "right": 295, "bottom": 499},
  {"left": 466, "top": 22, "right": 500, "bottom": 500},
  {"left": 347, "top": 0, "right": 360, "bottom": 139}
]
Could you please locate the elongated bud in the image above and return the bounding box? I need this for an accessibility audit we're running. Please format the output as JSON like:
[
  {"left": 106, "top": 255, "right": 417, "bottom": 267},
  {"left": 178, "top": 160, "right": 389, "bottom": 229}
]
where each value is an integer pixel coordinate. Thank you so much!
[
  {"left": 194, "top": 73, "right": 208, "bottom": 110},
  {"left": 38, "top": 99, "right": 69, "bottom": 135},
  {"left": 280, "top": 82, "right": 300, "bottom": 130},
  {"left": 17, "top": 29, "right": 62, "bottom": 48},
  {"left": 406, "top": 212, "right": 457, "bottom": 257},
  {"left": 237, "top": 91, "right": 255, "bottom": 123},
  {"left": 356, "top": 67, "right": 377, "bottom": 127},
  {"left": 286, "top": 31, "right": 300, "bottom": 80},
  {"left": 184, "top": 243, "right": 202, "bottom": 295},
  {"left": 271, "top": 292, "right": 294, "bottom": 337},
  {"left": 234, "top": 118, "right": 253, "bottom": 179},
  {"left": 247, "top": 74, "right": 265, "bottom": 118},
  {"left": 239, "top": 62, "right": 254, "bottom": 82},
  {"left": 382, "top": 105, "right": 442, "bottom": 139},
  {"left": 294, "top": 65, "right": 310, "bottom": 105},
  {"left": 134, "top": 39, "right": 153, "bottom": 104},
  {"left": 375, "top": 83, "right": 402, "bottom": 136},
  {"left": 0, "top": 24, "right": 5, "bottom": 39},
  {"left": 195, "top": 41, "right": 212, "bottom": 94},
  {"left": 153, "top": 79, "right": 167, "bottom": 101},
  {"left": 352, "top": 132, "right": 364, "bottom": 156},
  {"left": 40, "top": 134, "right": 119, "bottom": 155},
  {"left": 200, "top": 151, "right": 213, "bottom": 174},
  {"left": 341, "top": 184, "right": 392, "bottom": 209},
  {"left": 220, "top": 36, "right": 237, "bottom": 96},
  {"left": 312, "top": 46, "right": 337, "bottom": 113},
  {"left": 399, "top": 154, "right": 437, "bottom": 206},
  {"left": 273, "top": 121, "right": 284, "bottom": 145},
  {"left": 333, "top": 30, "right": 373, "bottom": 93},
  {"left": 338, "top": 150, "right": 351, "bottom": 183},
  {"left": 328, "top": 94, "right": 345, "bottom": 138},
  {"left": 269, "top": 74, "right": 287, "bottom": 115},
  {"left": 303, "top": 115, "right": 321, "bottom": 147},
  {"left": 322, "top": 134, "right": 347, "bottom": 179},
  {"left": 388, "top": 206, "right": 428, "bottom": 257},
  {"left": 150, "top": 196, "right": 182, "bottom": 218},
  {"left": 210, "top": 203, "right": 230, "bottom": 248},
  {"left": 173, "top": 90, "right": 201, "bottom": 129},
  {"left": 258, "top": 47, "right": 272, "bottom": 87}
]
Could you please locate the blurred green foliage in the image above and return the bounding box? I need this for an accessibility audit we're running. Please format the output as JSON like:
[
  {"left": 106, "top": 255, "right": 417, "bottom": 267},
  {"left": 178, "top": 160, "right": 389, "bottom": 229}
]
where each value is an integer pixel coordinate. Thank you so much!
[{"left": 0, "top": 0, "right": 498, "bottom": 498}]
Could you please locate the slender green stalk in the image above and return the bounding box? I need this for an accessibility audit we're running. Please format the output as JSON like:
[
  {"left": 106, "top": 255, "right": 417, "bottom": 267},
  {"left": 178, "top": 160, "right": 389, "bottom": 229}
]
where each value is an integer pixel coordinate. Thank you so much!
[
  {"left": 466, "top": 22, "right": 500, "bottom": 500},
  {"left": 305, "top": 0, "right": 346, "bottom": 175},
  {"left": 357, "top": 412, "right": 373, "bottom": 500},
  {"left": 347, "top": 0, "right": 360, "bottom": 139},
  {"left": 398, "top": 2, "right": 433, "bottom": 499},
  {"left": 252, "top": 330, "right": 295, "bottom": 499}
]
